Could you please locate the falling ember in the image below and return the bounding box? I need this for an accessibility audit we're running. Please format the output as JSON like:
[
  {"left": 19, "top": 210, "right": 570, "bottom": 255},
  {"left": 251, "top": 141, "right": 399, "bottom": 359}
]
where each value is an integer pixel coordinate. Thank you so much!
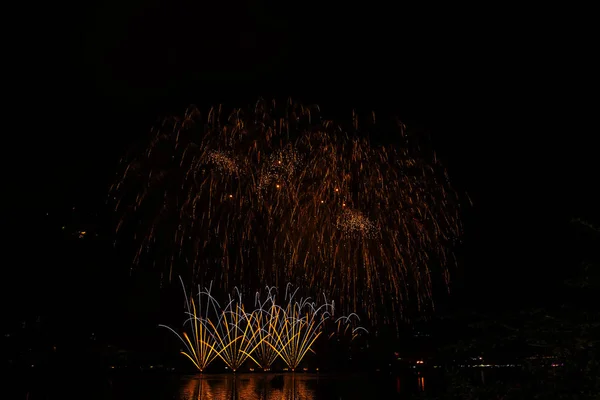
[{"left": 112, "top": 99, "right": 463, "bottom": 322}]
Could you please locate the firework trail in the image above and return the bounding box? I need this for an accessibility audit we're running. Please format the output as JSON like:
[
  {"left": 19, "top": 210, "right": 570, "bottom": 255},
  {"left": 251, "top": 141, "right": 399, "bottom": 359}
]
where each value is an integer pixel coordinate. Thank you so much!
[
  {"left": 160, "top": 279, "right": 366, "bottom": 372},
  {"left": 158, "top": 279, "right": 221, "bottom": 371},
  {"left": 250, "top": 286, "right": 282, "bottom": 370},
  {"left": 160, "top": 278, "right": 265, "bottom": 372},
  {"left": 113, "top": 98, "right": 462, "bottom": 321},
  {"left": 250, "top": 282, "right": 359, "bottom": 371}
]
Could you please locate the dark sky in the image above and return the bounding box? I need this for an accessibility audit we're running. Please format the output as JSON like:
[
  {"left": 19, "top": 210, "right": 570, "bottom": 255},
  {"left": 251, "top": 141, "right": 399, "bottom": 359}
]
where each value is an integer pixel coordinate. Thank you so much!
[{"left": 6, "top": 2, "right": 596, "bottom": 331}]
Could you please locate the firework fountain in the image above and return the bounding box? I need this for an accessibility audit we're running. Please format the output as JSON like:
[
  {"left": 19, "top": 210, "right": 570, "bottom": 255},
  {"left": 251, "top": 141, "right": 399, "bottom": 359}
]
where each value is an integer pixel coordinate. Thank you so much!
[{"left": 160, "top": 278, "right": 366, "bottom": 372}]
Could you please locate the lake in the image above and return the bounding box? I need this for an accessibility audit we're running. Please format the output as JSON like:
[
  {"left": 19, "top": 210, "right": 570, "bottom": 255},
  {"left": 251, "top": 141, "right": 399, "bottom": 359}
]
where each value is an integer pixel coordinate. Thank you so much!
[
  {"left": 18, "top": 371, "right": 444, "bottom": 399},
  {"left": 18, "top": 369, "right": 526, "bottom": 399}
]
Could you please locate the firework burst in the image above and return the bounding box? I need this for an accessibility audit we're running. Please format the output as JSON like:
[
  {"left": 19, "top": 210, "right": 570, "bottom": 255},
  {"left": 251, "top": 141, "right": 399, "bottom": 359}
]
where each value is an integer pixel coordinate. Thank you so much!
[{"left": 113, "top": 98, "right": 462, "bottom": 321}]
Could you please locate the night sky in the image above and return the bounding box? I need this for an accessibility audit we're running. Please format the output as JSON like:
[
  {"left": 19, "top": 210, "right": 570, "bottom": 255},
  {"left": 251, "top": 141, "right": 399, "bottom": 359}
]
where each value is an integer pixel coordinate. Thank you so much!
[{"left": 6, "top": 2, "right": 596, "bottom": 343}]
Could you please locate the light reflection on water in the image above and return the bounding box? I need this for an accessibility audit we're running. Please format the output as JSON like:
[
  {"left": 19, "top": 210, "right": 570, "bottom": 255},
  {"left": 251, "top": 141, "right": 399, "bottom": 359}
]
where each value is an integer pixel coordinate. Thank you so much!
[
  {"left": 22, "top": 370, "right": 522, "bottom": 399},
  {"left": 180, "top": 374, "right": 316, "bottom": 400}
]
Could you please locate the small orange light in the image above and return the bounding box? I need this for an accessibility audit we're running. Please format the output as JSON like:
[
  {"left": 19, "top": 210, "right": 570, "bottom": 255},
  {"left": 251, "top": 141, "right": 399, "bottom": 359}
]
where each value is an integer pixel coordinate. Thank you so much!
[
  {"left": 276, "top": 184, "right": 280, "bottom": 188},
  {"left": 229, "top": 194, "right": 233, "bottom": 198},
  {"left": 342, "top": 203, "right": 346, "bottom": 207}
]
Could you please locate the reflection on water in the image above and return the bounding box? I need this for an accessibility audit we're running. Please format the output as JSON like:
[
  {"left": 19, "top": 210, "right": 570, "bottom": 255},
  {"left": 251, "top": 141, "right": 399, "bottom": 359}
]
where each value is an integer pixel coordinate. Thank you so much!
[
  {"left": 180, "top": 374, "right": 315, "bottom": 400},
  {"left": 417, "top": 376, "right": 425, "bottom": 392},
  {"left": 23, "top": 370, "right": 520, "bottom": 399}
]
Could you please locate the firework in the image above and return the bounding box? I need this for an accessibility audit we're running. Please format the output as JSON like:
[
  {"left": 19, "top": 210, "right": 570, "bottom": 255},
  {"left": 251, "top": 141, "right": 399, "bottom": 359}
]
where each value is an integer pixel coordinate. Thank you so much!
[
  {"left": 113, "top": 98, "right": 462, "bottom": 320},
  {"left": 206, "top": 150, "right": 240, "bottom": 175},
  {"left": 160, "top": 278, "right": 367, "bottom": 372},
  {"left": 158, "top": 280, "right": 221, "bottom": 372},
  {"left": 208, "top": 294, "right": 264, "bottom": 371},
  {"left": 160, "top": 280, "right": 264, "bottom": 372},
  {"left": 250, "top": 288, "right": 283, "bottom": 370},
  {"left": 253, "top": 283, "right": 339, "bottom": 371}
]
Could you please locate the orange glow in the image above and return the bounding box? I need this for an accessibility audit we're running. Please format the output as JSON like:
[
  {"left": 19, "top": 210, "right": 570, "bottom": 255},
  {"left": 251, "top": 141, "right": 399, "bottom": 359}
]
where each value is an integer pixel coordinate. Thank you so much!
[{"left": 418, "top": 376, "right": 425, "bottom": 391}]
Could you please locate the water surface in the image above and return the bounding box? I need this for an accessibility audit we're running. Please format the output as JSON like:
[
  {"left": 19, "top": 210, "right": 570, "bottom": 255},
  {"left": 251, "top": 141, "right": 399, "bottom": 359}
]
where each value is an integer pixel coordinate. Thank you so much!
[{"left": 23, "top": 372, "right": 438, "bottom": 399}]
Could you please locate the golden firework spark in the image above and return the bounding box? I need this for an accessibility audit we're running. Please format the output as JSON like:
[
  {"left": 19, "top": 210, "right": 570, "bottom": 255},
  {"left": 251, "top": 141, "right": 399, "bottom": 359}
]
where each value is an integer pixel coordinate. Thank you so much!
[
  {"left": 158, "top": 281, "right": 221, "bottom": 372},
  {"left": 206, "top": 150, "right": 240, "bottom": 175},
  {"left": 114, "top": 99, "right": 463, "bottom": 322},
  {"left": 160, "top": 279, "right": 367, "bottom": 372}
]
